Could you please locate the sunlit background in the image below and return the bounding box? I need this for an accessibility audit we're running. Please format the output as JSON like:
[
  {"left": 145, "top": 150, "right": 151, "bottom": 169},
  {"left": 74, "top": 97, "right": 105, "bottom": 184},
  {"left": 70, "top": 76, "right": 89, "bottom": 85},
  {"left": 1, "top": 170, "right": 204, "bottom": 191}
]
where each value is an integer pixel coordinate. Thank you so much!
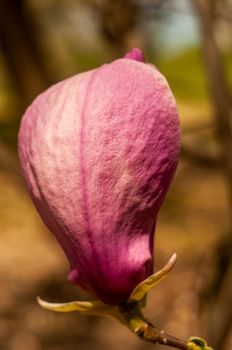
[{"left": 0, "top": 0, "right": 232, "bottom": 349}]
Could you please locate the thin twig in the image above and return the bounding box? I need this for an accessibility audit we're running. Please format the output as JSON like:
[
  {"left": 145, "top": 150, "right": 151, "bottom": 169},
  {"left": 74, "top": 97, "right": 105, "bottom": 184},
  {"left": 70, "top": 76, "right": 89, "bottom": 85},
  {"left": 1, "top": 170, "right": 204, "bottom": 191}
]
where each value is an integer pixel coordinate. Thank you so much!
[
  {"left": 119, "top": 302, "right": 188, "bottom": 349},
  {"left": 136, "top": 321, "right": 188, "bottom": 349}
]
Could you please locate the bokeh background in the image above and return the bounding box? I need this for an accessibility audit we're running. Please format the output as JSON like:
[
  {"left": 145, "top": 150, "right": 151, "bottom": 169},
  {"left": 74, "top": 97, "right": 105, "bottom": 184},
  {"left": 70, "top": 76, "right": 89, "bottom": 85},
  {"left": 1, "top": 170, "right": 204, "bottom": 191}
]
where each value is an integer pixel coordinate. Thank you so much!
[{"left": 0, "top": 0, "right": 232, "bottom": 349}]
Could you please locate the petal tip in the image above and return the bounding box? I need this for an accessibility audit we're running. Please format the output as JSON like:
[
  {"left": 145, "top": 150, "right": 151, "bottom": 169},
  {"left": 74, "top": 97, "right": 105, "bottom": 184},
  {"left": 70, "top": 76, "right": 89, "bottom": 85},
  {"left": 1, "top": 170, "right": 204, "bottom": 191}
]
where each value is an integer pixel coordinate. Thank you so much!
[{"left": 124, "top": 48, "right": 145, "bottom": 62}]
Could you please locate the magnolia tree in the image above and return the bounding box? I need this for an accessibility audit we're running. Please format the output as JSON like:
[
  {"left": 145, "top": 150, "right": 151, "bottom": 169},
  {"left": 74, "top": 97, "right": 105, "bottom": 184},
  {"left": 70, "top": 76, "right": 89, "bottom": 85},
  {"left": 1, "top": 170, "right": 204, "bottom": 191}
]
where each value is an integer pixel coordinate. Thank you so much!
[{"left": 18, "top": 48, "right": 212, "bottom": 350}]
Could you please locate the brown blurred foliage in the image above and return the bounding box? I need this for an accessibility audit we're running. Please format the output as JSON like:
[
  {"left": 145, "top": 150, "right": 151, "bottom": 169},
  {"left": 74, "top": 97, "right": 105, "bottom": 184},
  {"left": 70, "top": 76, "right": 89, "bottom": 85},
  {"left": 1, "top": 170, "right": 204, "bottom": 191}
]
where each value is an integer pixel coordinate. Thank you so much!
[{"left": 0, "top": 0, "right": 232, "bottom": 349}]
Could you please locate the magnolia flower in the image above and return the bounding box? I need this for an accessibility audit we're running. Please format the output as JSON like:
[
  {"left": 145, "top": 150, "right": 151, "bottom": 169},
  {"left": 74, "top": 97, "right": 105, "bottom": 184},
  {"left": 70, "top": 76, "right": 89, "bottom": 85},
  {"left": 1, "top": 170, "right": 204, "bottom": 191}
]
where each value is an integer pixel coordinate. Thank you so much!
[{"left": 18, "top": 48, "right": 180, "bottom": 305}]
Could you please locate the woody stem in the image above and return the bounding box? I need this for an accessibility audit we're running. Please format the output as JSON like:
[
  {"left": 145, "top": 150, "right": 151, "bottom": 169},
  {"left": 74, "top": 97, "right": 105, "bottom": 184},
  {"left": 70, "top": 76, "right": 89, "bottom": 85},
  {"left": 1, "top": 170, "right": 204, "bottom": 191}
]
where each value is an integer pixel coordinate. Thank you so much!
[
  {"left": 136, "top": 322, "right": 187, "bottom": 349},
  {"left": 119, "top": 302, "right": 188, "bottom": 349}
]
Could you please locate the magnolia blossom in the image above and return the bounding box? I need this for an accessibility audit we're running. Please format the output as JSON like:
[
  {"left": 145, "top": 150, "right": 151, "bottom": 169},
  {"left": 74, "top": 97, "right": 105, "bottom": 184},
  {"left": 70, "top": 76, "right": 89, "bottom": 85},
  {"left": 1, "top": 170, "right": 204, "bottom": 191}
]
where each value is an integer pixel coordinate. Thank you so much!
[{"left": 18, "top": 48, "right": 180, "bottom": 305}]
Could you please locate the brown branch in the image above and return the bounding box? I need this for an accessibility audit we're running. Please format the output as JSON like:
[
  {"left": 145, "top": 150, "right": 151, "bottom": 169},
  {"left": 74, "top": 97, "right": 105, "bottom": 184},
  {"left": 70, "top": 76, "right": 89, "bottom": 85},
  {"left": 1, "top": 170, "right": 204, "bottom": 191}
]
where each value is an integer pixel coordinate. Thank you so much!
[
  {"left": 197, "top": 234, "right": 232, "bottom": 350},
  {"left": 181, "top": 121, "right": 223, "bottom": 167},
  {"left": 137, "top": 322, "right": 188, "bottom": 349},
  {"left": 207, "top": 261, "right": 232, "bottom": 350},
  {"left": 119, "top": 302, "right": 190, "bottom": 349},
  {"left": 181, "top": 144, "right": 223, "bottom": 168}
]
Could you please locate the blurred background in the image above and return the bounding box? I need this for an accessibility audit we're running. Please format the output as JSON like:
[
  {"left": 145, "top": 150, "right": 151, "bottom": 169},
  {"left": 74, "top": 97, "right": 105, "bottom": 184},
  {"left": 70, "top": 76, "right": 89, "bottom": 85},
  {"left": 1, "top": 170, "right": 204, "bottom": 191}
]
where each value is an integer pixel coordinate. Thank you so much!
[{"left": 0, "top": 0, "right": 232, "bottom": 349}]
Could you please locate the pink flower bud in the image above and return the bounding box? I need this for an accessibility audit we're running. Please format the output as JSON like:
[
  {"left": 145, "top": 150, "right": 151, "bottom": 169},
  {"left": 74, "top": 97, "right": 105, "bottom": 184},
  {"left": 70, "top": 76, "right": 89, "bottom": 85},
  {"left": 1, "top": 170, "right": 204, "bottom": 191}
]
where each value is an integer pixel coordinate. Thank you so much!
[{"left": 18, "top": 49, "right": 180, "bottom": 305}]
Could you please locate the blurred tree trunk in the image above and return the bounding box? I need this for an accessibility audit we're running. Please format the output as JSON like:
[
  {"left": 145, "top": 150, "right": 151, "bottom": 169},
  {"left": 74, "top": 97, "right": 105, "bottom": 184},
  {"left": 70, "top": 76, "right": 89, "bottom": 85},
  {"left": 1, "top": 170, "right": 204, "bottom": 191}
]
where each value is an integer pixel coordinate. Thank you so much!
[
  {"left": 192, "top": 1, "right": 232, "bottom": 349},
  {"left": 0, "top": 0, "right": 55, "bottom": 175},
  {"left": 0, "top": 0, "right": 52, "bottom": 107},
  {"left": 192, "top": 0, "right": 232, "bottom": 203}
]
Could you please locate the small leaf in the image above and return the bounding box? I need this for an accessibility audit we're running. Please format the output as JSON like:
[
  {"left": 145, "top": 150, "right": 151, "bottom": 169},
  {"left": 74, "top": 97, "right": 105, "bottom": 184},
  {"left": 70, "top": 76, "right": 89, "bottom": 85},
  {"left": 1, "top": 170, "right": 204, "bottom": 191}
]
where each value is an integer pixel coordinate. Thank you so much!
[
  {"left": 187, "top": 337, "right": 213, "bottom": 350},
  {"left": 128, "top": 253, "right": 177, "bottom": 302},
  {"left": 37, "top": 296, "right": 125, "bottom": 323},
  {"left": 37, "top": 296, "right": 111, "bottom": 315}
]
